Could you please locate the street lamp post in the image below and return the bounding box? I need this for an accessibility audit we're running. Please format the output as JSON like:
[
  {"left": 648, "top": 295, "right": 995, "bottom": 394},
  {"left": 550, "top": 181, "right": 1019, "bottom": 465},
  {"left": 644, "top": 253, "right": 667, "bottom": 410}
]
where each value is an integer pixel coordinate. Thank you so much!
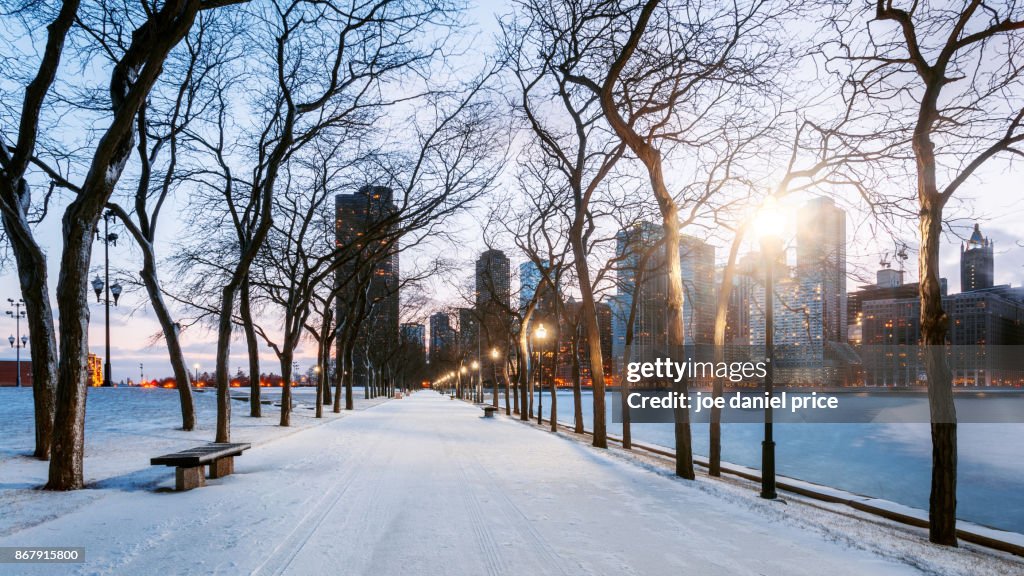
[
  {"left": 460, "top": 365, "right": 468, "bottom": 400},
  {"left": 535, "top": 323, "right": 547, "bottom": 426},
  {"left": 491, "top": 347, "right": 501, "bottom": 410},
  {"left": 7, "top": 298, "right": 27, "bottom": 388},
  {"left": 92, "top": 210, "right": 122, "bottom": 387},
  {"left": 471, "top": 360, "right": 480, "bottom": 404},
  {"left": 755, "top": 195, "right": 783, "bottom": 500},
  {"left": 314, "top": 365, "right": 323, "bottom": 418}
]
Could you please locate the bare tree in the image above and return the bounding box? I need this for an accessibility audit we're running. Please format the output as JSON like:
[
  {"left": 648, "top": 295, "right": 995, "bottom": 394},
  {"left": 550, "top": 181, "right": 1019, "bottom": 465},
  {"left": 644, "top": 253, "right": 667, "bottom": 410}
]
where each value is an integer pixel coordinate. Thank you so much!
[
  {"left": 0, "top": 0, "right": 249, "bottom": 490},
  {"left": 0, "top": 1, "right": 78, "bottom": 460},
  {"left": 106, "top": 12, "right": 242, "bottom": 431},
  {"left": 561, "top": 0, "right": 800, "bottom": 479},
  {"left": 171, "top": 0, "right": 465, "bottom": 442},
  {"left": 503, "top": 1, "right": 630, "bottom": 448},
  {"left": 827, "top": 0, "right": 1024, "bottom": 545}
]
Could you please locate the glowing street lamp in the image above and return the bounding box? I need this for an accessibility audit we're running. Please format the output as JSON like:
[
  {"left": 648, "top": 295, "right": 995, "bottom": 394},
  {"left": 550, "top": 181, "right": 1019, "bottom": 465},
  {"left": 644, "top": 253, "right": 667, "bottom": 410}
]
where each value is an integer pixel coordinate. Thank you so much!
[
  {"left": 490, "top": 347, "right": 501, "bottom": 410},
  {"left": 534, "top": 323, "right": 547, "bottom": 426},
  {"left": 313, "top": 365, "right": 323, "bottom": 418},
  {"left": 754, "top": 195, "right": 784, "bottom": 500}
]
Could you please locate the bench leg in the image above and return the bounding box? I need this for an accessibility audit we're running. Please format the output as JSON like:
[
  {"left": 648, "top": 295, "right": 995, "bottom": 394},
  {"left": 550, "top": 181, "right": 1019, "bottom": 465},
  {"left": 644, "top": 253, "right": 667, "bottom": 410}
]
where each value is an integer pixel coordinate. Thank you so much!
[
  {"left": 176, "top": 466, "right": 205, "bottom": 491},
  {"left": 208, "top": 456, "right": 234, "bottom": 479}
]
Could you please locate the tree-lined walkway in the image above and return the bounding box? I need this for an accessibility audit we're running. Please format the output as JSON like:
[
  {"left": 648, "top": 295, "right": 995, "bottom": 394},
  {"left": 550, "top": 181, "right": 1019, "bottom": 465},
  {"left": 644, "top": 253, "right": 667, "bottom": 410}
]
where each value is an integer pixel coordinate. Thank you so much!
[{"left": 0, "top": 391, "right": 970, "bottom": 575}]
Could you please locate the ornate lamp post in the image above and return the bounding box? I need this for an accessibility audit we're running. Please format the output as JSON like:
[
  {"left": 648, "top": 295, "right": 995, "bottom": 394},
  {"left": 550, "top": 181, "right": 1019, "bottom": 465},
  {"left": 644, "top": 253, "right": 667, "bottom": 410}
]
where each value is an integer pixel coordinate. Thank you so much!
[
  {"left": 6, "top": 298, "right": 27, "bottom": 388},
  {"left": 755, "top": 195, "right": 784, "bottom": 500},
  {"left": 534, "top": 323, "right": 547, "bottom": 426},
  {"left": 92, "top": 211, "right": 122, "bottom": 387}
]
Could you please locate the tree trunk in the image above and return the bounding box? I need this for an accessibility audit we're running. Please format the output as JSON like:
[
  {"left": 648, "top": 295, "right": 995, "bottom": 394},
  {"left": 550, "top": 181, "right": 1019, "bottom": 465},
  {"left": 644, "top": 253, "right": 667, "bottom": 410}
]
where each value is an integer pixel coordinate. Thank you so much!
[
  {"left": 140, "top": 246, "right": 195, "bottom": 430},
  {"left": 1, "top": 207, "right": 57, "bottom": 460},
  {"left": 322, "top": 365, "right": 333, "bottom": 405},
  {"left": 240, "top": 276, "right": 262, "bottom": 417},
  {"left": 333, "top": 330, "right": 346, "bottom": 413},
  {"left": 599, "top": 0, "right": 692, "bottom": 477},
  {"left": 344, "top": 340, "right": 355, "bottom": 410},
  {"left": 710, "top": 228, "right": 745, "bottom": 476},
  {"left": 214, "top": 284, "right": 235, "bottom": 443},
  {"left": 279, "top": 352, "right": 293, "bottom": 427},
  {"left": 48, "top": 212, "right": 100, "bottom": 490},
  {"left": 512, "top": 352, "right": 521, "bottom": 415},
  {"left": 503, "top": 346, "right": 511, "bottom": 414},
  {"left": 569, "top": 233, "right": 608, "bottom": 448},
  {"left": 549, "top": 327, "right": 558, "bottom": 432},
  {"left": 518, "top": 311, "right": 532, "bottom": 420},
  {"left": 920, "top": 195, "right": 957, "bottom": 546},
  {"left": 663, "top": 213, "right": 695, "bottom": 479},
  {"left": 571, "top": 330, "right": 583, "bottom": 434}
]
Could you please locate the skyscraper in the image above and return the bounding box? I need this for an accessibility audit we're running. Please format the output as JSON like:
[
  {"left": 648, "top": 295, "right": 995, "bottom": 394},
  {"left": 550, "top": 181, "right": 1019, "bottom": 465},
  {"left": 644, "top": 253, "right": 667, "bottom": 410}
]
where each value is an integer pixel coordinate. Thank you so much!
[
  {"left": 429, "top": 312, "right": 457, "bottom": 370},
  {"left": 796, "top": 196, "right": 847, "bottom": 343},
  {"left": 399, "top": 323, "right": 427, "bottom": 388},
  {"left": 335, "top": 185, "right": 399, "bottom": 387},
  {"left": 519, "top": 259, "right": 559, "bottom": 326},
  {"left": 746, "top": 197, "right": 853, "bottom": 385},
  {"left": 612, "top": 221, "right": 716, "bottom": 366},
  {"left": 400, "top": 323, "right": 426, "bottom": 363},
  {"left": 458, "top": 307, "right": 479, "bottom": 359},
  {"left": 476, "top": 249, "right": 511, "bottom": 310},
  {"left": 519, "top": 261, "right": 541, "bottom": 311},
  {"left": 680, "top": 235, "right": 716, "bottom": 346},
  {"left": 961, "top": 223, "right": 994, "bottom": 292}
]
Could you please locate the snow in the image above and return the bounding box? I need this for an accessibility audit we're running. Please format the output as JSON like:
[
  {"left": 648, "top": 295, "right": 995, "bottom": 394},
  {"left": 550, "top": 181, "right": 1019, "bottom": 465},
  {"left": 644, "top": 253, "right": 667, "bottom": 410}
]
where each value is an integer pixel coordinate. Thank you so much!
[{"left": 0, "top": 388, "right": 1021, "bottom": 575}]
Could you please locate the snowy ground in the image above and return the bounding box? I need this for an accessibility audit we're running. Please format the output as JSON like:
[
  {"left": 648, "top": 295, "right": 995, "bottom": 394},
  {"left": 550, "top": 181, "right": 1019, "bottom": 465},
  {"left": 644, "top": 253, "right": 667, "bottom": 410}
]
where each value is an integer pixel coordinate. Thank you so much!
[{"left": 0, "top": 389, "right": 1020, "bottom": 575}]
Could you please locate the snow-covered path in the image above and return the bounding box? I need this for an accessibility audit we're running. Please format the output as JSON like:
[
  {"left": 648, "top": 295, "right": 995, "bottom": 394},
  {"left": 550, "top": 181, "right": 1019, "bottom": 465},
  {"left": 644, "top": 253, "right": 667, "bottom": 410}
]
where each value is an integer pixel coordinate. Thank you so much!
[{"left": 1, "top": 391, "right": 939, "bottom": 575}]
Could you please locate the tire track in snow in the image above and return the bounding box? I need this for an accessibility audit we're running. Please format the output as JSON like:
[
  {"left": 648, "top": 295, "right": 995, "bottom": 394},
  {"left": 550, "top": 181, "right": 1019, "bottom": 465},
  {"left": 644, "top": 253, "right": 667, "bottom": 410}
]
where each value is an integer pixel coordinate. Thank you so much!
[
  {"left": 458, "top": 440, "right": 577, "bottom": 576},
  {"left": 249, "top": 426, "right": 380, "bottom": 576},
  {"left": 454, "top": 449, "right": 506, "bottom": 576}
]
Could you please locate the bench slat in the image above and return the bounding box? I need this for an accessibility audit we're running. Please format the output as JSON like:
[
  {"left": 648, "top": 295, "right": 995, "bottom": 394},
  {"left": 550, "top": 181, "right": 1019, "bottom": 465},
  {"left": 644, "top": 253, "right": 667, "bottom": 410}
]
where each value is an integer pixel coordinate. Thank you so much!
[{"left": 151, "top": 443, "right": 251, "bottom": 467}]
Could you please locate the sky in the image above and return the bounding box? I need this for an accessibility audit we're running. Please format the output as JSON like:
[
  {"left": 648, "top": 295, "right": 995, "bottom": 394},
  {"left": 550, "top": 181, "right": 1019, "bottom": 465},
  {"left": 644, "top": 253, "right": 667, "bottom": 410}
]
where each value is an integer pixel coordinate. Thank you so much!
[{"left": 1, "top": 1, "right": 1022, "bottom": 381}]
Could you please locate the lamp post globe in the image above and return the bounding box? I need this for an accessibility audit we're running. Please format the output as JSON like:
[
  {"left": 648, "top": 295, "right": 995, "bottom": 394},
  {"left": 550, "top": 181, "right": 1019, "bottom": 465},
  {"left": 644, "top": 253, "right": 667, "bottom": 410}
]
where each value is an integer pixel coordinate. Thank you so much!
[{"left": 92, "top": 276, "right": 104, "bottom": 301}]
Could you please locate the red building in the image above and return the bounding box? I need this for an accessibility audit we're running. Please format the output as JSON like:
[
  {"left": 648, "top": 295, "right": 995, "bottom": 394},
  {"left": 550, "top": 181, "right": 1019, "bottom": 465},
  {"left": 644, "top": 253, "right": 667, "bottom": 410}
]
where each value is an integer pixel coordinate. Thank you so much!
[{"left": 0, "top": 359, "right": 33, "bottom": 387}]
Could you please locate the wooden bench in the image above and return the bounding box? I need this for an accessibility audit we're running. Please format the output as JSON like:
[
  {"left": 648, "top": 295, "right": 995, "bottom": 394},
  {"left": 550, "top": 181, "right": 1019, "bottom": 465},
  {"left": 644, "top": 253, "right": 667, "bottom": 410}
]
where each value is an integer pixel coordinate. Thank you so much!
[
  {"left": 151, "top": 443, "right": 251, "bottom": 491},
  {"left": 482, "top": 406, "right": 498, "bottom": 418}
]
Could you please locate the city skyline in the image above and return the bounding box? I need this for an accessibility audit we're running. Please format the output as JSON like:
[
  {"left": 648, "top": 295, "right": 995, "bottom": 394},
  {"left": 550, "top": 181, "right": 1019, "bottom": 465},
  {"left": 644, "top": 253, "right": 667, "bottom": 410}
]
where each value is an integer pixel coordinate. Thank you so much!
[
  {"left": 7, "top": 194, "right": 1024, "bottom": 383},
  {"left": 2, "top": 0, "right": 1024, "bottom": 383}
]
